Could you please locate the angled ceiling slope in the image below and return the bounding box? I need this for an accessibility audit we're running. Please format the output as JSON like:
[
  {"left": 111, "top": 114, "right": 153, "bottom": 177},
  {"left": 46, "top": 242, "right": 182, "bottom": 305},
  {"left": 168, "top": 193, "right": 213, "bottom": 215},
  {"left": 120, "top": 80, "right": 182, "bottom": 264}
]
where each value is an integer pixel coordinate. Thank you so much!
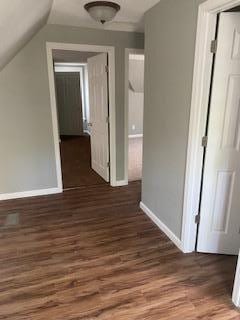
[{"left": 0, "top": 0, "right": 53, "bottom": 71}]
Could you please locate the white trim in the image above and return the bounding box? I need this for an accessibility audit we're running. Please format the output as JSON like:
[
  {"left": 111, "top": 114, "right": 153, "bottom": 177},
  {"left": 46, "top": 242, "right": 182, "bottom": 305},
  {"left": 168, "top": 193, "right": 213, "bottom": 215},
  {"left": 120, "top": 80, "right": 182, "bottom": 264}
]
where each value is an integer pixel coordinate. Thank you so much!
[
  {"left": 46, "top": 42, "right": 117, "bottom": 187},
  {"left": 84, "top": 66, "right": 90, "bottom": 125},
  {"left": 46, "top": 45, "right": 63, "bottom": 193},
  {"left": 181, "top": 0, "right": 240, "bottom": 253},
  {"left": 128, "top": 134, "right": 143, "bottom": 138},
  {"left": 54, "top": 66, "right": 87, "bottom": 121},
  {"left": 124, "top": 48, "right": 144, "bottom": 184},
  {"left": 112, "top": 180, "right": 128, "bottom": 187},
  {"left": 0, "top": 188, "right": 61, "bottom": 201},
  {"left": 54, "top": 63, "right": 87, "bottom": 67},
  {"left": 140, "top": 202, "right": 183, "bottom": 252},
  {"left": 54, "top": 66, "right": 85, "bottom": 72},
  {"left": 129, "top": 54, "right": 145, "bottom": 61},
  {"left": 233, "top": 251, "right": 240, "bottom": 307},
  {"left": 84, "top": 130, "right": 91, "bottom": 135}
]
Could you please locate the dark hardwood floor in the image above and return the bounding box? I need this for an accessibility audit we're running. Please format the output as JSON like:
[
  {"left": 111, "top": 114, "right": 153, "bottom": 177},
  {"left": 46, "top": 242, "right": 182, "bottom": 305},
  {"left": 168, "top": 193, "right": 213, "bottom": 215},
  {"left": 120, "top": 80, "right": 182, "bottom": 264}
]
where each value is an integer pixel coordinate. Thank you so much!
[
  {"left": 0, "top": 182, "right": 239, "bottom": 319},
  {"left": 60, "top": 135, "right": 106, "bottom": 189}
]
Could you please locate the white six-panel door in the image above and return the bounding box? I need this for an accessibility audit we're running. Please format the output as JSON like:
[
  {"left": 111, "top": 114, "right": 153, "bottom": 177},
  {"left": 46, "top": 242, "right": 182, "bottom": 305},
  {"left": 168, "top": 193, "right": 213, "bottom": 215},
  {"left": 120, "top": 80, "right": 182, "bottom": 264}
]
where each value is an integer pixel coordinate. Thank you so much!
[
  {"left": 87, "top": 53, "right": 109, "bottom": 182},
  {"left": 197, "top": 13, "right": 240, "bottom": 255}
]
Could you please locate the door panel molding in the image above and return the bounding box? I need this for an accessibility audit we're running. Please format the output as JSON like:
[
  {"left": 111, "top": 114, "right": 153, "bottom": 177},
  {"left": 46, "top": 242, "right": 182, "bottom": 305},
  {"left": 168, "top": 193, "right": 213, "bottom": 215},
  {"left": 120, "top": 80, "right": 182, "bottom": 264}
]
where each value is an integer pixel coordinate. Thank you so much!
[
  {"left": 197, "top": 13, "right": 240, "bottom": 255},
  {"left": 87, "top": 53, "right": 110, "bottom": 182},
  {"left": 181, "top": 0, "right": 240, "bottom": 307},
  {"left": 181, "top": 0, "right": 240, "bottom": 253}
]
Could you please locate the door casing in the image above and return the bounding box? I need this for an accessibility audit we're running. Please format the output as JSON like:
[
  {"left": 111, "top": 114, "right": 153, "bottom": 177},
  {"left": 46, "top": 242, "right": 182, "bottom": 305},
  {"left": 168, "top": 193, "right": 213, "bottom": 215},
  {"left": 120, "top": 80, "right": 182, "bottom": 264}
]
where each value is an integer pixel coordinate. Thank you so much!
[
  {"left": 182, "top": 0, "right": 240, "bottom": 254},
  {"left": 182, "top": 0, "right": 240, "bottom": 308},
  {"left": 46, "top": 42, "right": 118, "bottom": 188}
]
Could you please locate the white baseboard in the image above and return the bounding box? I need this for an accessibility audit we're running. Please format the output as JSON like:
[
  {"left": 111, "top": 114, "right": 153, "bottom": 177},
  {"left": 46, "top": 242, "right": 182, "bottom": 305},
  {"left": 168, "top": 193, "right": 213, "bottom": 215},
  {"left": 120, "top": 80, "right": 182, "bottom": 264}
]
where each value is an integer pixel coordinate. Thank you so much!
[
  {"left": 0, "top": 187, "right": 62, "bottom": 201},
  {"left": 140, "top": 201, "right": 183, "bottom": 252},
  {"left": 112, "top": 180, "right": 128, "bottom": 187},
  {"left": 128, "top": 134, "right": 143, "bottom": 139}
]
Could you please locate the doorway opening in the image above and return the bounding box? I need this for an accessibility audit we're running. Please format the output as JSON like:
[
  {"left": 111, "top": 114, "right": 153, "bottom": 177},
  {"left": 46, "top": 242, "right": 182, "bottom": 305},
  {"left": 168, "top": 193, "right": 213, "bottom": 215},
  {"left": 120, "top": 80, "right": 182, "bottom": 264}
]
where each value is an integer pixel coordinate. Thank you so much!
[
  {"left": 54, "top": 51, "right": 108, "bottom": 189},
  {"left": 125, "top": 49, "right": 144, "bottom": 183},
  {"left": 46, "top": 43, "right": 116, "bottom": 189}
]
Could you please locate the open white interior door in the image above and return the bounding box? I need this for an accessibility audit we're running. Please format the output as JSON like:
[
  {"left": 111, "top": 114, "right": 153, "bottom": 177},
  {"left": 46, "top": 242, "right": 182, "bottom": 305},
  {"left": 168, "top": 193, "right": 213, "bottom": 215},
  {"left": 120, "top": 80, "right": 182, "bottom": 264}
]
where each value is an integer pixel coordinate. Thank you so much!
[
  {"left": 87, "top": 53, "right": 110, "bottom": 182},
  {"left": 197, "top": 13, "right": 240, "bottom": 255}
]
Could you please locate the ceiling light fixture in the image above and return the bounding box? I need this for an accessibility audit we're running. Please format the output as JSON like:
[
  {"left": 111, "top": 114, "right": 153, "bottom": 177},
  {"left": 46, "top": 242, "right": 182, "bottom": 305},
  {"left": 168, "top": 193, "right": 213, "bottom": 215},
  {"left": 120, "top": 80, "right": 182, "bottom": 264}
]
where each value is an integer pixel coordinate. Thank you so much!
[{"left": 84, "top": 1, "right": 121, "bottom": 24}]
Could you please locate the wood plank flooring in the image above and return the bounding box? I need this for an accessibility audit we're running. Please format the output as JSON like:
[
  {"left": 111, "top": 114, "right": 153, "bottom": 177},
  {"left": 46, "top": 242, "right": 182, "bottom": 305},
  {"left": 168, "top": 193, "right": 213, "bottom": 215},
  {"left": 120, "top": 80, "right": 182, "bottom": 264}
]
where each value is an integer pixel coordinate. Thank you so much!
[
  {"left": 0, "top": 182, "right": 239, "bottom": 319},
  {"left": 60, "top": 135, "right": 106, "bottom": 189}
]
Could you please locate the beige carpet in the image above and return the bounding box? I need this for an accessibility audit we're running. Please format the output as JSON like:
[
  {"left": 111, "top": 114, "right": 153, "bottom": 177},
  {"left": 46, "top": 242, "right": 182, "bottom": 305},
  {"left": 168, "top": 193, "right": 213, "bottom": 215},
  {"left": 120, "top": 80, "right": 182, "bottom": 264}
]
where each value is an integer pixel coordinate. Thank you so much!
[{"left": 128, "top": 137, "right": 143, "bottom": 181}]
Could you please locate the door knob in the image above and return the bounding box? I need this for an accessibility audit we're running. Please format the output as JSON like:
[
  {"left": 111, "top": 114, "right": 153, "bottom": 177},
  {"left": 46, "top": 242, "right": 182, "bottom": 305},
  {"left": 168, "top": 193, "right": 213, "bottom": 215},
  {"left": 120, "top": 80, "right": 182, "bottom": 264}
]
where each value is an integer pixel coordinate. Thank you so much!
[{"left": 88, "top": 122, "right": 93, "bottom": 127}]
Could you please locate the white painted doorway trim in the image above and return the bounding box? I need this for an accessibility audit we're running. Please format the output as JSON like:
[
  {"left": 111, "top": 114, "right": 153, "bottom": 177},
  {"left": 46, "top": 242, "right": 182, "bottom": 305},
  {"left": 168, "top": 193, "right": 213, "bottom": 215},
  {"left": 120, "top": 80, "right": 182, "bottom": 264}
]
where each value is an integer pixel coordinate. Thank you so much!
[
  {"left": 54, "top": 64, "right": 87, "bottom": 127},
  {"left": 181, "top": 0, "right": 240, "bottom": 254},
  {"left": 46, "top": 42, "right": 117, "bottom": 187},
  {"left": 124, "top": 48, "right": 144, "bottom": 183}
]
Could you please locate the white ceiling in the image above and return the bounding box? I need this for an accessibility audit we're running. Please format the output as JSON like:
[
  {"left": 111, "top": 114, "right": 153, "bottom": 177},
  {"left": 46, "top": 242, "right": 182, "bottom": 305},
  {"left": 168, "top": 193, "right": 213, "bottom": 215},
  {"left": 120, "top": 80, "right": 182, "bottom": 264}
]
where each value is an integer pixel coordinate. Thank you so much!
[
  {"left": 48, "top": 0, "right": 160, "bottom": 32},
  {"left": 0, "top": 0, "right": 158, "bottom": 71}
]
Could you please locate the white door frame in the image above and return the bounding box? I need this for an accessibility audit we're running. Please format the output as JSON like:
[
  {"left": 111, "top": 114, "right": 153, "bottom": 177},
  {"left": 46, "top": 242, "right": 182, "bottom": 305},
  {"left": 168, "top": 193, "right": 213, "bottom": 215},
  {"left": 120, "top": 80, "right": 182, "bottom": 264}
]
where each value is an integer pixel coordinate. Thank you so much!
[
  {"left": 182, "top": 0, "right": 240, "bottom": 307},
  {"left": 54, "top": 64, "right": 87, "bottom": 132},
  {"left": 46, "top": 42, "right": 117, "bottom": 188},
  {"left": 181, "top": 0, "right": 240, "bottom": 254},
  {"left": 124, "top": 48, "right": 144, "bottom": 183}
]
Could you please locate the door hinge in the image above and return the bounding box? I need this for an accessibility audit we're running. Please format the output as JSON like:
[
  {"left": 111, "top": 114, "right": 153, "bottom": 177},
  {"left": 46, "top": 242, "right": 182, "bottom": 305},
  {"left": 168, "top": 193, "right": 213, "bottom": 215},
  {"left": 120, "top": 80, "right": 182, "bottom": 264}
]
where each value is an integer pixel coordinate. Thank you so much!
[
  {"left": 106, "top": 116, "right": 110, "bottom": 124},
  {"left": 195, "top": 214, "right": 200, "bottom": 224},
  {"left": 210, "top": 39, "right": 218, "bottom": 54},
  {"left": 105, "top": 65, "right": 109, "bottom": 73},
  {"left": 202, "top": 136, "right": 208, "bottom": 148},
  {"left": 107, "top": 161, "right": 110, "bottom": 168}
]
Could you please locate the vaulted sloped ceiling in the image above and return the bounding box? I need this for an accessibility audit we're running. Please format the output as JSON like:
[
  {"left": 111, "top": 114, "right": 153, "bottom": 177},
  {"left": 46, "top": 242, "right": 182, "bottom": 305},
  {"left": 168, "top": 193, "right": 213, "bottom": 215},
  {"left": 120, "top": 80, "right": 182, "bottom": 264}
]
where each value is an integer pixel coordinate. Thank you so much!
[{"left": 0, "top": 0, "right": 53, "bottom": 71}]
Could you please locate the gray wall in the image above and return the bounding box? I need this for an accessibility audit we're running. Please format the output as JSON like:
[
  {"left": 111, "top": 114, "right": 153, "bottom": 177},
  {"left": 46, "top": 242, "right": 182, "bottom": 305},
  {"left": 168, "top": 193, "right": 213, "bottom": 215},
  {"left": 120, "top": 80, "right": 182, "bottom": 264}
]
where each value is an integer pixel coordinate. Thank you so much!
[
  {"left": 129, "top": 59, "right": 144, "bottom": 135},
  {"left": 142, "top": 0, "right": 204, "bottom": 238},
  {"left": 0, "top": 24, "right": 143, "bottom": 194}
]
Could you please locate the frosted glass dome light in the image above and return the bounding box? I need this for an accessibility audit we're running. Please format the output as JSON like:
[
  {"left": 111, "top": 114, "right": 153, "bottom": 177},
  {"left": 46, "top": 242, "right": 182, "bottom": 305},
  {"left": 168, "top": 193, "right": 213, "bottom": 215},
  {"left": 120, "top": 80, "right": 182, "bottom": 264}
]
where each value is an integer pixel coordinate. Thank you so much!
[{"left": 84, "top": 1, "right": 121, "bottom": 24}]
